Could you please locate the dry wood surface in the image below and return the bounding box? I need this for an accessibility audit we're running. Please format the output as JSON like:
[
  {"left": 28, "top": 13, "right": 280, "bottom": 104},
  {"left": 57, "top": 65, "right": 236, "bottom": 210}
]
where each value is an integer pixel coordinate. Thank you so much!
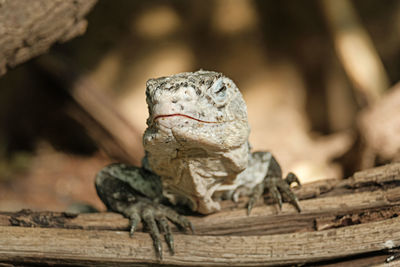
[
  {"left": 1, "top": 163, "right": 400, "bottom": 266},
  {"left": 0, "top": 0, "right": 97, "bottom": 76}
]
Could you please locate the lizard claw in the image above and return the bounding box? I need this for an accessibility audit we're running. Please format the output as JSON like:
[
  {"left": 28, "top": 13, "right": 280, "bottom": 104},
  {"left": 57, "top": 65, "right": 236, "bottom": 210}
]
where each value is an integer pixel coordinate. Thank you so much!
[
  {"left": 188, "top": 221, "right": 195, "bottom": 234},
  {"left": 129, "top": 212, "right": 140, "bottom": 237},
  {"left": 158, "top": 217, "right": 174, "bottom": 255},
  {"left": 95, "top": 164, "right": 194, "bottom": 260},
  {"left": 285, "top": 172, "right": 301, "bottom": 188},
  {"left": 267, "top": 176, "right": 301, "bottom": 212},
  {"left": 247, "top": 153, "right": 301, "bottom": 215},
  {"left": 247, "top": 182, "right": 263, "bottom": 215},
  {"left": 125, "top": 202, "right": 193, "bottom": 259}
]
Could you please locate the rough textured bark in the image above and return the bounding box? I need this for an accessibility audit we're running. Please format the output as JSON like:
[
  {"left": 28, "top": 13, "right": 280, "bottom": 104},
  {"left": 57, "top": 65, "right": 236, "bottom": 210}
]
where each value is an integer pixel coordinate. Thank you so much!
[
  {"left": 0, "top": 163, "right": 400, "bottom": 265},
  {"left": 0, "top": 218, "right": 398, "bottom": 266},
  {"left": 0, "top": 0, "right": 97, "bottom": 76}
]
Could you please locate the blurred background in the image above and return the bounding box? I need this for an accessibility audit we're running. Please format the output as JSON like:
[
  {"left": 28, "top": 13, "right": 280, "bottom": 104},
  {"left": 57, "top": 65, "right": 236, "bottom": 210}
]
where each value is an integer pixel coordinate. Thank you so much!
[{"left": 1, "top": 0, "right": 400, "bottom": 212}]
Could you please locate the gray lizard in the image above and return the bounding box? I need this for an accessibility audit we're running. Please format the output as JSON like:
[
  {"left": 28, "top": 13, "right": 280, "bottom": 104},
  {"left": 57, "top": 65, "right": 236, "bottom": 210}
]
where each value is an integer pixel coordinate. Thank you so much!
[{"left": 95, "top": 70, "right": 301, "bottom": 259}]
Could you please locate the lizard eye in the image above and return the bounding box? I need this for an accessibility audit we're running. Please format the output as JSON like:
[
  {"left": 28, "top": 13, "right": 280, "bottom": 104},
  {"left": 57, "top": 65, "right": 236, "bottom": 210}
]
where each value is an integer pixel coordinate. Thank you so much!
[
  {"left": 215, "top": 85, "right": 226, "bottom": 97},
  {"left": 211, "top": 79, "right": 228, "bottom": 106}
]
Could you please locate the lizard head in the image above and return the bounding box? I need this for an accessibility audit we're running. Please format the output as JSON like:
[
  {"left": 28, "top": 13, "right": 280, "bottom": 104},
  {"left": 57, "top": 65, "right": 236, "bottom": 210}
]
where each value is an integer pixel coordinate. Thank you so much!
[
  {"left": 142, "top": 70, "right": 250, "bottom": 213},
  {"left": 143, "top": 70, "right": 249, "bottom": 151}
]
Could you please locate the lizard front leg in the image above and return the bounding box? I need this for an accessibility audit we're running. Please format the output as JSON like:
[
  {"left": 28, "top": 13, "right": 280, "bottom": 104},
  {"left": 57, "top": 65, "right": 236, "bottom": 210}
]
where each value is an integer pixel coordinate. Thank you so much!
[
  {"left": 246, "top": 152, "right": 301, "bottom": 215},
  {"left": 95, "top": 163, "right": 193, "bottom": 259}
]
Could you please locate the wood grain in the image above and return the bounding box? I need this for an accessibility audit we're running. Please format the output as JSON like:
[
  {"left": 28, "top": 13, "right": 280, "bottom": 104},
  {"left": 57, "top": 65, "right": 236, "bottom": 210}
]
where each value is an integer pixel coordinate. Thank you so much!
[
  {"left": 0, "top": 0, "right": 97, "bottom": 76},
  {"left": 0, "top": 217, "right": 399, "bottom": 266},
  {"left": 0, "top": 163, "right": 399, "bottom": 265}
]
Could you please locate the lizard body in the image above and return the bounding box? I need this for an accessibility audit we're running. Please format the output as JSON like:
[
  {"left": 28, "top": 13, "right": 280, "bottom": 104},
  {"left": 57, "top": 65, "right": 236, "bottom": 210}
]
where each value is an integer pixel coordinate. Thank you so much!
[{"left": 95, "top": 70, "right": 300, "bottom": 259}]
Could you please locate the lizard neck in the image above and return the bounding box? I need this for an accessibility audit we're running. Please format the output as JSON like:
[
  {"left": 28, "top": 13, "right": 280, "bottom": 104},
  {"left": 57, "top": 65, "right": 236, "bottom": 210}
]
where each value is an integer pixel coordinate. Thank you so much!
[{"left": 146, "top": 142, "right": 250, "bottom": 214}]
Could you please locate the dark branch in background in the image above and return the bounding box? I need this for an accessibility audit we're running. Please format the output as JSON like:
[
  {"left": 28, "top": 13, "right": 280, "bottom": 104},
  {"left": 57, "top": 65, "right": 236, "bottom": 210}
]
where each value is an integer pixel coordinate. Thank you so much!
[
  {"left": 34, "top": 55, "right": 143, "bottom": 165},
  {"left": 0, "top": 0, "right": 142, "bottom": 164},
  {"left": 320, "top": 0, "right": 389, "bottom": 104},
  {"left": 320, "top": 0, "right": 400, "bottom": 174}
]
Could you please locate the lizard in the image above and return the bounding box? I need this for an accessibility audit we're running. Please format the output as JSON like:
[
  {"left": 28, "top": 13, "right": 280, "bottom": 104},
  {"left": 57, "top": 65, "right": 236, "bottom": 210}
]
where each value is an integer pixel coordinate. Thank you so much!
[{"left": 95, "top": 70, "right": 301, "bottom": 259}]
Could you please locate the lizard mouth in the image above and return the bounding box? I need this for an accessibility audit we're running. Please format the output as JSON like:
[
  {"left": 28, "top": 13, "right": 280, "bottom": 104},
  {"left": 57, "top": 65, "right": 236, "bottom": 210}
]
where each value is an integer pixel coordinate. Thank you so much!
[{"left": 153, "top": 113, "right": 220, "bottom": 124}]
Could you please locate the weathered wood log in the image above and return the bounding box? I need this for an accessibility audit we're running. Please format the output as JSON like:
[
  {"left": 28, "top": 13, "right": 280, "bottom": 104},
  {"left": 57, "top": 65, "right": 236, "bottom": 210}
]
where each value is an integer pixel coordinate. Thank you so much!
[
  {"left": 0, "top": 163, "right": 399, "bottom": 266},
  {"left": 0, "top": 0, "right": 97, "bottom": 76},
  {"left": 0, "top": 218, "right": 398, "bottom": 266}
]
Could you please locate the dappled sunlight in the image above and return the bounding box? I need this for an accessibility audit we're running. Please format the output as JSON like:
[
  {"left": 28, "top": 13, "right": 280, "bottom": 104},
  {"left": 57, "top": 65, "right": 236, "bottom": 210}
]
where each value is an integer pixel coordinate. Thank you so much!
[
  {"left": 212, "top": 0, "right": 258, "bottom": 35},
  {"left": 118, "top": 42, "right": 195, "bottom": 134},
  {"left": 134, "top": 5, "right": 181, "bottom": 39}
]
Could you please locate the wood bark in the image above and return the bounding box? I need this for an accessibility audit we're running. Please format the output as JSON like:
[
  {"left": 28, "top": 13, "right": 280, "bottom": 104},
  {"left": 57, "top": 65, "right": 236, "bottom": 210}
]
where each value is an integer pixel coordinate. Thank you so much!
[
  {"left": 0, "top": 0, "right": 97, "bottom": 76},
  {"left": 0, "top": 163, "right": 400, "bottom": 265}
]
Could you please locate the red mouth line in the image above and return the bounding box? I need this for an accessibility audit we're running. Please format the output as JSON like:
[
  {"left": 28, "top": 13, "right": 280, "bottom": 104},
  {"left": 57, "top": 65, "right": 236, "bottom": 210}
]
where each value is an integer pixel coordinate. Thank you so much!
[{"left": 153, "top": 113, "right": 219, "bottom": 124}]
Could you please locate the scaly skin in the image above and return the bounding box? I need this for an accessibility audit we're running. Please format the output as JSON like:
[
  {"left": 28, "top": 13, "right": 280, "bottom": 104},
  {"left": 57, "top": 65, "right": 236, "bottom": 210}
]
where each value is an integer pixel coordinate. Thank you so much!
[{"left": 95, "top": 70, "right": 301, "bottom": 259}]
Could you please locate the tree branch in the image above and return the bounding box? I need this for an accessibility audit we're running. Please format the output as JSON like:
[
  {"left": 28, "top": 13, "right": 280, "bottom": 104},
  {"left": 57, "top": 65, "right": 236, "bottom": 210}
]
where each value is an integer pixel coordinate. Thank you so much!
[{"left": 0, "top": 0, "right": 97, "bottom": 76}]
